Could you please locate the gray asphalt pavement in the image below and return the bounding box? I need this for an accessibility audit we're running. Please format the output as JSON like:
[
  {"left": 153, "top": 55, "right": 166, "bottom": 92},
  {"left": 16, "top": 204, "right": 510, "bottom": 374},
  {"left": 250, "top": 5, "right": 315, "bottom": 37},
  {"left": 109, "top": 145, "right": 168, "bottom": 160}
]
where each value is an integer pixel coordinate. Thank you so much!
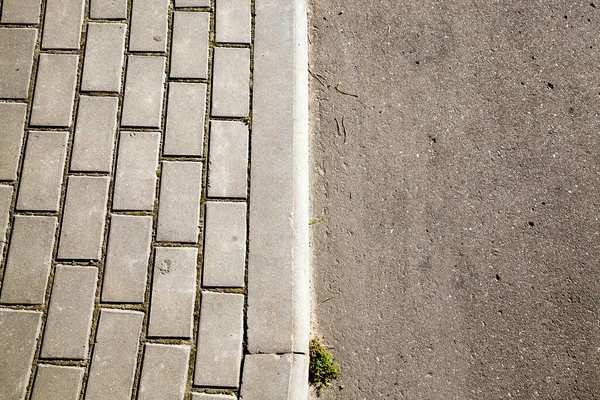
[{"left": 309, "top": 1, "right": 600, "bottom": 399}]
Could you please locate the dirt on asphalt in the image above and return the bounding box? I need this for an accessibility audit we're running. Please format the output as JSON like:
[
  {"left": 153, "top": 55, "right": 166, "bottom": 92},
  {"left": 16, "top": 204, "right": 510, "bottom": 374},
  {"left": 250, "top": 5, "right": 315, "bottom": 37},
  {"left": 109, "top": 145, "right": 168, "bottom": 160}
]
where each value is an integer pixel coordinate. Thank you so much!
[{"left": 309, "top": 1, "right": 600, "bottom": 399}]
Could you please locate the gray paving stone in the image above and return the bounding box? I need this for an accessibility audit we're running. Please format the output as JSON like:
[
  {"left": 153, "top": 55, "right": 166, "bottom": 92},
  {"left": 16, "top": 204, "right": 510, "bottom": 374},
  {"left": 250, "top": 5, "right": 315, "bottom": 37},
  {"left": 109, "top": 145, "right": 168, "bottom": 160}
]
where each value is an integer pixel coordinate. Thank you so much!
[
  {"left": 170, "top": 11, "right": 209, "bottom": 79},
  {"left": 81, "top": 23, "right": 126, "bottom": 92},
  {"left": 85, "top": 309, "right": 144, "bottom": 400},
  {"left": 121, "top": 55, "right": 166, "bottom": 128},
  {"left": 215, "top": 0, "right": 251, "bottom": 44},
  {"left": 0, "top": 216, "right": 57, "bottom": 304},
  {"left": 211, "top": 47, "right": 250, "bottom": 117},
  {"left": 174, "top": 0, "right": 210, "bottom": 6},
  {"left": 90, "top": 0, "right": 128, "bottom": 19},
  {"left": 0, "top": 103, "right": 27, "bottom": 180},
  {"left": 203, "top": 202, "right": 246, "bottom": 288},
  {"left": 70, "top": 96, "right": 118, "bottom": 173},
  {"left": 113, "top": 132, "right": 160, "bottom": 211},
  {"left": 30, "top": 54, "right": 79, "bottom": 127},
  {"left": 191, "top": 394, "right": 237, "bottom": 400},
  {"left": 31, "top": 365, "right": 84, "bottom": 400},
  {"left": 102, "top": 215, "right": 152, "bottom": 303},
  {"left": 42, "top": 0, "right": 85, "bottom": 49},
  {"left": 0, "top": 186, "right": 12, "bottom": 266},
  {"left": 0, "top": 0, "right": 42, "bottom": 24},
  {"left": 16, "top": 131, "right": 68, "bottom": 212},
  {"left": 40, "top": 265, "right": 97, "bottom": 359},
  {"left": 148, "top": 247, "right": 197, "bottom": 338},
  {"left": 57, "top": 176, "right": 110, "bottom": 261},
  {"left": 240, "top": 354, "right": 308, "bottom": 400},
  {"left": 0, "top": 309, "right": 42, "bottom": 400},
  {"left": 207, "top": 121, "right": 248, "bottom": 198},
  {"left": 164, "top": 83, "right": 207, "bottom": 156},
  {"left": 0, "top": 28, "right": 37, "bottom": 99},
  {"left": 194, "top": 292, "right": 244, "bottom": 387},
  {"left": 138, "top": 344, "right": 190, "bottom": 399},
  {"left": 156, "top": 161, "right": 202, "bottom": 243},
  {"left": 129, "top": 0, "right": 169, "bottom": 52}
]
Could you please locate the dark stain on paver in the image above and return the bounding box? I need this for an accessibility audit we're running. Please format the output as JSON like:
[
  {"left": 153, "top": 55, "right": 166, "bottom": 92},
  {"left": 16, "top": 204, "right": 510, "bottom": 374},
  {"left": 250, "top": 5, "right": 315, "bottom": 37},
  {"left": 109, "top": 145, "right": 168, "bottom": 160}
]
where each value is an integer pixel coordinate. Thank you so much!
[{"left": 158, "top": 259, "right": 172, "bottom": 275}]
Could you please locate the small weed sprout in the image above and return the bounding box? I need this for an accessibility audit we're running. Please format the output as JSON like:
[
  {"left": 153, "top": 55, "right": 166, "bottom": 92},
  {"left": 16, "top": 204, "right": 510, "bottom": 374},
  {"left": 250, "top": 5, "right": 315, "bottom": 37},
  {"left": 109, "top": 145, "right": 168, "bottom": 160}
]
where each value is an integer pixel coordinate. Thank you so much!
[{"left": 309, "top": 338, "right": 341, "bottom": 391}]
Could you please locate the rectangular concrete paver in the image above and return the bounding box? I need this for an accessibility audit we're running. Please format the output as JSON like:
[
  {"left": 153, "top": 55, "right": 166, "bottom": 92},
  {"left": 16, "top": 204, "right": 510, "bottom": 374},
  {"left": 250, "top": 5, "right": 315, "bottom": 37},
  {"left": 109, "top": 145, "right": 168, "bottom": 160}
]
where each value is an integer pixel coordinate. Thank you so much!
[
  {"left": 170, "top": 11, "right": 209, "bottom": 79},
  {"left": 0, "top": 215, "right": 57, "bottom": 304},
  {"left": 113, "top": 132, "right": 160, "bottom": 211},
  {"left": 211, "top": 47, "right": 250, "bottom": 117},
  {"left": 16, "top": 131, "right": 68, "bottom": 212},
  {"left": 215, "top": 0, "right": 251, "bottom": 44},
  {"left": 138, "top": 344, "right": 190, "bottom": 399},
  {"left": 81, "top": 23, "right": 127, "bottom": 93},
  {"left": 0, "top": 186, "right": 13, "bottom": 266},
  {"left": 174, "top": 0, "right": 210, "bottom": 6},
  {"left": 129, "top": 0, "right": 169, "bottom": 52},
  {"left": 86, "top": 309, "right": 144, "bottom": 400},
  {"left": 0, "top": 0, "right": 42, "bottom": 24},
  {"left": 203, "top": 202, "right": 246, "bottom": 288},
  {"left": 121, "top": 55, "right": 166, "bottom": 128},
  {"left": 90, "top": 0, "right": 128, "bottom": 19},
  {"left": 165, "top": 83, "right": 207, "bottom": 156},
  {"left": 194, "top": 291, "right": 244, "bottom": 388},
  {"left": 40, "top": 265, "right": 97, "bottom": 359},
  {"left": 30, "top": 54, "right": 79, "bottom": 127},
  {"left": 240, "top": 354, "right": 308, "bottom": 400},
  {"left": 0, "top": 103, "right": 27, "bottom": 180},
  {"left": 70, "top": 96, "right": 118, "bottom": 173},
  {"left": 57, "top": 176, "right": 110, "bottom": 261},
  {"left": 191, "top": 394, "right": 237, "bottom": 400},
  {"left": 0, "top": 28, "right": 37, "bottom": 99},
  {"left": 31, "top": 365, "right": 84, "bottom": 400},
  {"left": 0, "top": 309, "right": 42, "bottom": 400},
  {"left": 156, "top": 161, "right": 202, "bottom": 243},
  {"left": 148, "top": 247, "right": 197, "bottom": 338},
  {"left": 207, "top": 121, "right": 248, "bottom": 198},
  {"left": 102, "top": 215, "right": 153, "bottom": 303},
  {"left": 42, "top": 0, "right": 85, "bottom": 49}
]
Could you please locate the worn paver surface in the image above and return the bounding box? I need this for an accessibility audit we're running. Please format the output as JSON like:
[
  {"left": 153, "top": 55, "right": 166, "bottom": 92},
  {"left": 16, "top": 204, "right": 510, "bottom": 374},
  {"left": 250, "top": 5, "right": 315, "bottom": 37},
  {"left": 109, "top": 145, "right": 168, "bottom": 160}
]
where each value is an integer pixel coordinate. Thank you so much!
[{"left": 0, "top": 1, "right": 309, "bottom": 399}]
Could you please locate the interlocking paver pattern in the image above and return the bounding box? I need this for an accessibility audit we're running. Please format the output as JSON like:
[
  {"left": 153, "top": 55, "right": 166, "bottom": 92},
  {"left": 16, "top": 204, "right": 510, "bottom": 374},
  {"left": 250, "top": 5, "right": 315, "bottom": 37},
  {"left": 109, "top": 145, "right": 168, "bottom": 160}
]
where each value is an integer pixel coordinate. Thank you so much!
[
  {"left": 0, "top": 310, "right": 42, "bottom": 399},
  {"left": 129, "top": 0, "right": 169, "bottom": 52},
  {"left": 194, "top": 291, "right": 244, "bottom": 387},
  {"left": 148, "top": 247, "right": 197, "bottom": 338},
  {"left": 81, "top": 23, "right": 127, "bottom": 92},
  {"left": 16, "top": 131, "right": 68, "bottom": 211},
  {"left": 113, "top": 131, "right": 160, "bottom": 211},
  {"left": 85, "top": 309, "right": 144, "bottom": 400},
  {"left": 0, "top": 215, "right": 57, "bottom": 304},
  {"left": 170, "top": 11, "right": 209, "bottom": 79},
  {"left": 41, "top": 0, "right": 85, "bottom": 49},
  {"left": 70, "top": 96, "right": 118, "bottom": 173},
  {"left": 0, "top": 28, "right": 37, "bottom": 99},
  {"left": 0, "top": 0, "right": 42, "bottom": 24},
  {"left": 40, "top": 266, "right": 97, "bottom": 359},
  {"left": 0, "top": 0, "right": 306, "bottom": 396},
  {"left": 137, "top": 344, "right": 190, "bottom": 399},
  {"left": 0, "top": 103, "right": 27, "bottom": 180},
  {"left": 103, "top": 215, "right": 153, "bottom": 303},
  {"left": 30, "top": 365, "right": 84, "bottom": 400},
  {"left": 164, "top": 82, "right": 207, "bottom": 156},
  {"left": 121, "top": 55, "right": 166, "bottom": 128},
  {"left": 30, "top": 54, "right": 79, "bottom": 127},
  {"left": 57, "top": 176, "right": 110, "bottom": 260}
]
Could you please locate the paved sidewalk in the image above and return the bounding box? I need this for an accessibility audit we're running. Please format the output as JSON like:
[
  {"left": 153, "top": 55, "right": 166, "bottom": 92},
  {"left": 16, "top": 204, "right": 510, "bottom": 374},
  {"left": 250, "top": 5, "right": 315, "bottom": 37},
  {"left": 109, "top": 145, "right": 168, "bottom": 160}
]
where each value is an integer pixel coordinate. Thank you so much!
[{"left": 0, "top": 0, "right": 309, "bottom": 399}]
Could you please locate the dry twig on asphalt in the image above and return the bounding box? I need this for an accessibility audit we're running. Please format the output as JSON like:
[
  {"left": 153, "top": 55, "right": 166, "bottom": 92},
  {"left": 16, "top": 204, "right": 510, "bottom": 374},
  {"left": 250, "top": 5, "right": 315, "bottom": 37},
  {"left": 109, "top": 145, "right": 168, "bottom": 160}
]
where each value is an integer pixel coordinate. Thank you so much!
[
  {"left": 308, "top": 68, "right": 328, "bottom": 87},
  {"left": 335, "top": 82, "right": 358, "bottom": 97}
]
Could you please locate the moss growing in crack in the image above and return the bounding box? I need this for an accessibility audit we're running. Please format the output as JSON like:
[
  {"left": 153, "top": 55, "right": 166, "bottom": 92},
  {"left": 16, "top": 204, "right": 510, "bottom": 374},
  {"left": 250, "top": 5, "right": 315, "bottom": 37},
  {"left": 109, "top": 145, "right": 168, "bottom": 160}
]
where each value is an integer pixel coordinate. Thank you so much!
[
  {"left": 242, "top": 115, "right": 252, "bottom": 126},
  {"left": 309, "top": 217, "right": 325, "bottom": 226},
  {"left": 309, "top": 338, "right": 341, "bottom": 391}
]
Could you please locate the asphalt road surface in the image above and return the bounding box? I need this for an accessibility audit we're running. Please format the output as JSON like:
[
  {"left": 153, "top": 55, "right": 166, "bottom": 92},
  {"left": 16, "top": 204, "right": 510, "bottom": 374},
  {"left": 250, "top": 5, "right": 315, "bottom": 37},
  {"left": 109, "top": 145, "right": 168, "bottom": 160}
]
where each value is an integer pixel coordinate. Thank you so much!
[{"left": 309, "top": 1, "right": 600, "bottom": 399}]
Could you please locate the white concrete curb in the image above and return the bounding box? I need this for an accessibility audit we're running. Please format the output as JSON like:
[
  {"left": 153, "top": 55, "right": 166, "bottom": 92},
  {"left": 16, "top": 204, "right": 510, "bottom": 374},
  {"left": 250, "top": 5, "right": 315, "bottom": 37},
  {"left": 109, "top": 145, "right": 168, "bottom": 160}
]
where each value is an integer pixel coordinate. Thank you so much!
[{"left": 242, "top": 0, "right": 310, "bottom": 397}]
